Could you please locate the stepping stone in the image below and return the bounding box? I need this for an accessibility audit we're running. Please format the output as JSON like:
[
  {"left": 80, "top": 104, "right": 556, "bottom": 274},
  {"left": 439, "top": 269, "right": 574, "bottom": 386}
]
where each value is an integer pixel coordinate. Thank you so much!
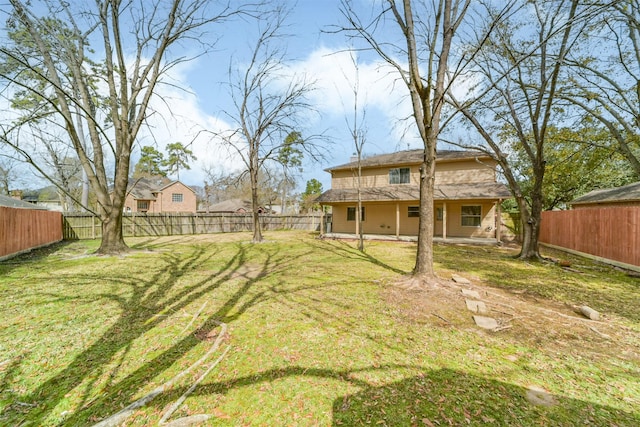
[
  {"left": 451, "top": 274, "right": 471, "bottom": 285},
  {"left": 461, "top": 289, "right": 481, "bottom": 299},
  {"left": 525, "top": 386, "right": 556, "bottom": 407},
  {"left": 465, "top": 299, "right": 488, "bottom": 314},
  {"left": 473, "top": 315, "right": 498, "bottom": 330}
]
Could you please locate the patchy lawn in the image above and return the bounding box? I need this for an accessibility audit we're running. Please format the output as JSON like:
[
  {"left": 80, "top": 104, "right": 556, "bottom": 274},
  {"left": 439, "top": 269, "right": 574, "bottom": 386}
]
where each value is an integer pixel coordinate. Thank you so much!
[{"left": 0, "top": 231, "right": 638, "bottom": 426}]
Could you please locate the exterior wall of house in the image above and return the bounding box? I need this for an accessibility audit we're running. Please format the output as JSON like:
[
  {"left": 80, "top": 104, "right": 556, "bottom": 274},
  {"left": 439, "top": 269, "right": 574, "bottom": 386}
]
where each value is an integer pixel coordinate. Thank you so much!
[
  {"left": 330, "top": 159, "right": 497, "bottom": 189},
  {"left": 123, "top": 182, "right": 196, "bottom": 213},
  {"left": 435, "top": 159, "right": 497, "bottom": 184},
  {"left": 330, "top": 200, "right": 498, "bottom": 238},
  {"left": 156, "top": 182, "right": 197, "bottom": 212}
]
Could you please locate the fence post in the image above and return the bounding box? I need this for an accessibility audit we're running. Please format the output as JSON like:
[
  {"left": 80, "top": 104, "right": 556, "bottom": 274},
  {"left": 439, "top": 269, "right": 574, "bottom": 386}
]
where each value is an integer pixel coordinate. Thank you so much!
[{"left": 92, "top": 215, "right": 96, "bottom": 239}]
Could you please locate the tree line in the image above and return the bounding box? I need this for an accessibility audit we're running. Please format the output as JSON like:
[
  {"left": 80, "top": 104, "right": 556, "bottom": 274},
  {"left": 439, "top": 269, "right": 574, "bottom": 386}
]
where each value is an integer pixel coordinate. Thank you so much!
[{"left": 0, "top": 0, "right": 638, "bottom": 285}]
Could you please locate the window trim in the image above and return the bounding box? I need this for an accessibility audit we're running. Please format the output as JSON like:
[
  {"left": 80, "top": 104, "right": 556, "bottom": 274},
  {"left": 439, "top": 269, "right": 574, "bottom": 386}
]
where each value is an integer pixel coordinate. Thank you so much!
[
  {"left": 389, "top": 167, "right": 410, "bottom": 185},
  {"left": 461, "top": 205, "right": 482, "bottom": 227},
  {"left": 347, "top": 206, "right": 365, "bottom": 221},
  {"left": 137, "top": 200, "right": 150, "bottom": 211}
]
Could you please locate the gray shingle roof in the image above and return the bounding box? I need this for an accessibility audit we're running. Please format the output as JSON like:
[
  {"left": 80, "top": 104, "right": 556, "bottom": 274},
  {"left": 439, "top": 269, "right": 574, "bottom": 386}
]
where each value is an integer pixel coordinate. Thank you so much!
[
  {"left": 317, "top": 182, "right": 511, "bottom": 203},
  {"left": 0, "top": 194, "right": 49, "bottom": 209},
  {"left": 327, "top": 149, "right": 494, "bottom": 172},
  {"left": 571, "top": 181, "right": 640, "bottom": 205}
]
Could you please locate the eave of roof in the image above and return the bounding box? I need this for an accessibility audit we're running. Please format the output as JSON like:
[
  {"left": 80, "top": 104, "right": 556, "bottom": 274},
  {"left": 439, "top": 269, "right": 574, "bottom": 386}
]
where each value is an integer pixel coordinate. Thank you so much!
[
  {"left": 571, "top": 181, "right": 640, "bottom": 205},
  {"left": 326, "top": 149, "right": 495, "bottom": 172},
  {"left": 316, "top": 182, "right": 511, "bottom": 203},
  {"left": 0, "top": 194, "right": 49, "bottom": 210}
]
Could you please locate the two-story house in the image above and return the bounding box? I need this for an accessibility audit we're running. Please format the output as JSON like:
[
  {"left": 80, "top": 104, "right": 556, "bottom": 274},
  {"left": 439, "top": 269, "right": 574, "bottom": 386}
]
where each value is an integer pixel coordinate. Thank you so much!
[
  {"left": 316, "top": 149, "right": 511, "bottom": 240},
  {"left": 123, "top": 177, "right": 197, "bottom": 213}
]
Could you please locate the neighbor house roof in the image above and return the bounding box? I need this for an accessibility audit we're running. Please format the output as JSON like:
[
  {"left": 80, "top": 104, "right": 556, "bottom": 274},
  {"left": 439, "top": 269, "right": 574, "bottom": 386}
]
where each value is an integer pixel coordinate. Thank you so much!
[
  {"left": 207, "top": 198, "right": 253, "bottom": 213},
  {"left": 571, "top": 181, "right": 640, "bottom": 206},
  {"left": 317, "top": 182, "right": 511, "bottom": 203},
  {"left": 126, "top": 177, "right": 194, "bottom": 200},
  {"left": 0, "top": 194, "right": 49, "bottom": 210},
  {"left": 326, "top": 149, "right": 494, "bottom": 172}
]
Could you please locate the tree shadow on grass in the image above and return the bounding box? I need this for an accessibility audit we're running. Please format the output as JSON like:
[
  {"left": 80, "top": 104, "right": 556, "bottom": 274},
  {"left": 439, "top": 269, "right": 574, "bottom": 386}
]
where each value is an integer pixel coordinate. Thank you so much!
[
  {"left": 332, "top": 368, "right": 640, "bottom": 426},
  {"left": 307, "top": 239, "right": 409, "bottom": 276},
  {"left": 0, "top": 240, "right": 306, "bottom": 426}
]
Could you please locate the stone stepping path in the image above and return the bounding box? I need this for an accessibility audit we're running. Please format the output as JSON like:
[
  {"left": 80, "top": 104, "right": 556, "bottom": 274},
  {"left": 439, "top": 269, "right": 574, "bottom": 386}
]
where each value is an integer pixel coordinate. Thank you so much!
[{"left": 454, "top": 275, "right": 501, "bottom": 331}]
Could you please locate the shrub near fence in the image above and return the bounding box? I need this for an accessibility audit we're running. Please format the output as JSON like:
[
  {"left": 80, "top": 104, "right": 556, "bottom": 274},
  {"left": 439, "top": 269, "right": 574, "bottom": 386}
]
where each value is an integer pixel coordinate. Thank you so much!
[
  {"left": 63, "top": 212, "right": 323, "bottom": 240},
  {"left": 1, "top": 206, "right": 63, "bottom": 260},
  {"left": 540, "top": 207, "right": 640, "bottom": 268}
]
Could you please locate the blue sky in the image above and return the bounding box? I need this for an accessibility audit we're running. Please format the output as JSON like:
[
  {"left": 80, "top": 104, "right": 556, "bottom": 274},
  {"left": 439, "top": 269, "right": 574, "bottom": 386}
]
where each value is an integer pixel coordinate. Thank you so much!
[
  {"left": 141, "top": 0, "right": 423, "bottom": 192},
  {"left": 1, "top": 0, "right": 427, "bottom": 193}
]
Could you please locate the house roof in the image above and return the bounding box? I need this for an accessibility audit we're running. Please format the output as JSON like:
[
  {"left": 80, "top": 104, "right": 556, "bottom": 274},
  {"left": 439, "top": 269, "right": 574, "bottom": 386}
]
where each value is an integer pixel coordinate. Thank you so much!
[
  {"left": 0, "top": 194, "right": 49, "bottom": 210},
  {"left": 207, "top": 198, "right": 253, "bottom": 213},
  {"left": 126, "top": 177, "right": 194, "bottom": 200},
  {"left": 317, "top": 182, "right": 511, "bottom": 203},
  {"left": 326, "top": 149, "right": 494, "bottom": 172},
  {"left": 571, "top": 181, "right": 640, "bottom": 206}
]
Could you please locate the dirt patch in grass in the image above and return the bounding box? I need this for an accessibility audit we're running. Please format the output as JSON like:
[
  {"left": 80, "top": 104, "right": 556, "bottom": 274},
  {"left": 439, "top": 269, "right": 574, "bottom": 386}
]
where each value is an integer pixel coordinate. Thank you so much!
[{"left": 384, "top": 275, "right": 640, "bottom": 363}]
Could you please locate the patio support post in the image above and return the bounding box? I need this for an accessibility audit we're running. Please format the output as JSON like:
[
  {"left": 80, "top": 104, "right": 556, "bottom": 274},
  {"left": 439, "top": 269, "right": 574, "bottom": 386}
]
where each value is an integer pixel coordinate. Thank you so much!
[
  {"left": 495, "top": 201, "right": 502, "bottom": 243},
  {"left": 442, "top": 202, "right": 447, "bottom": 240},
  {"left": 396, "top": 202, "right": 400, "bottom": 238}
]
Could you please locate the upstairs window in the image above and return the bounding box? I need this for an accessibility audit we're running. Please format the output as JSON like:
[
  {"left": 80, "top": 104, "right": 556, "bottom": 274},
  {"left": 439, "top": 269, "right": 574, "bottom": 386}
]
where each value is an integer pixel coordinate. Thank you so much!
[
  {"left": 389, "top": 167, "right": 410, "bottom": 184},
  {"left": 172, "top": 193, "right": 183, "bottom": 203},
  {"left": 461, "top": 205, "right": 482, "bottom": 227},
  {"left": 347, "top": 206, "right": 366, "bottom": 221}
]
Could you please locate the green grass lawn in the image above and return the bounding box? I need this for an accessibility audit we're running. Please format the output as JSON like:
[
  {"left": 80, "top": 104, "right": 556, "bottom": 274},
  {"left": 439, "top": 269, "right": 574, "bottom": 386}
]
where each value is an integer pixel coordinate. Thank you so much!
[{"left": 0, "top": 231, "right": 638, "bottom": 426}]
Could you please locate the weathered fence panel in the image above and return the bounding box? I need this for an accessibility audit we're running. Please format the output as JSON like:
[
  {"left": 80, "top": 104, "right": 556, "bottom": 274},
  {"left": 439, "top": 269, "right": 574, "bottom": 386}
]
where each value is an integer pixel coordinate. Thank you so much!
[
  {"left": 63, "top": 213, "right": 323, "bottom": 240},
  {"left": 540, "top": 207, "right": 640, "bottom": 267},
  {"left": 1, "top": 206, "right": 63, "bottom": 260}
]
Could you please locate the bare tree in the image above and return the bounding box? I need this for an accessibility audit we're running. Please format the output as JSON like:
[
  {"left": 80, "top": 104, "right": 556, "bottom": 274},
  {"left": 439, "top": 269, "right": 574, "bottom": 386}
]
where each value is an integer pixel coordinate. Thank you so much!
[
  {"left": 215, "top": 5, "right": 323, "bottom": 242},
  {"left": 339, "top": 50, "right": 368, "bottom": 252},
  {"left": 562, "top": 0, "right": 640, "bottom": 177},
  {"left": 0, "top": 0, "right": 244, "bottom": 254},
  {"left": 449, "top": 0, "right": 600, "bottom": 259},
  {"left": 339, "top": 0, "right": 515, "bottom": 280}
]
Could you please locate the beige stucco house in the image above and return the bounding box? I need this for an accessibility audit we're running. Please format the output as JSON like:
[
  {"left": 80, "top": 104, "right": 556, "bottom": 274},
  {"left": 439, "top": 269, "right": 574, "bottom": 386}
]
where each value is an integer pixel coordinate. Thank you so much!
[
  {"left": 317, "top": 149, "right": 511, "bottom": 240},
  {"left": 124, "top": 177, "right": 197, "bottom": 213}
]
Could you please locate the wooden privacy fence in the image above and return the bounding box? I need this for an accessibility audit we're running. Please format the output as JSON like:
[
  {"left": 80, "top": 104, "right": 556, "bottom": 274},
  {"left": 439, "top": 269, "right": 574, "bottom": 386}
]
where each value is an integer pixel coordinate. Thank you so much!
[
  {"left": 1, "top": 206, "right": 63, "bottom": 260},
  {"left": 63, "top": 212, "right": 323, "bottom": 240},
  {"left": 540, "top": 207, "right": 640, "bottom": 268}
]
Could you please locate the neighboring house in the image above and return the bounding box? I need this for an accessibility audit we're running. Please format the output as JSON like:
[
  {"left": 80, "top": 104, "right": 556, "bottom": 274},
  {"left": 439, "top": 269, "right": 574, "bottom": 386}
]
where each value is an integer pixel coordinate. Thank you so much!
[
  {"left": 124, "top": 177, "right": 197, "bottom": 213},
  {"left": 0, "top": 194, "right": 49, "bottom": 210},
  {"left": 204, "top": 198, "right": 271, "bottom": 214},
  {"left": 317, "top": 149, "right": 511, "bottom": 240},
  {"left": 570, "top": 181, "right": 640, "bottom": 208}
]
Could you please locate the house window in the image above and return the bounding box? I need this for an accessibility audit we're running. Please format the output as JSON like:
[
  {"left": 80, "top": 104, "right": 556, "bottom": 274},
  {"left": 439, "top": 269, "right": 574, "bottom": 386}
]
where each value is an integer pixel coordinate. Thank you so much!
[
  {"left": 408, "top": 206, "right": 420, "bottom": 217},
  {"left": 436, "top": 207, "right": 443, "bottom": 221},
  {"left": 461, "top": 205, "right": 482, "bottom": 227},
  {"left": 137, "top": 200, "right": 149, "bottom": 211},
  {"left": 347, "top": 206, "right": 365, "bottom": 221},
  {"left": 389, "top": 167, "right": 410, "bottom": 184},
  {"left": 172, "top": 193, "right": 183, "bottom": 203}
]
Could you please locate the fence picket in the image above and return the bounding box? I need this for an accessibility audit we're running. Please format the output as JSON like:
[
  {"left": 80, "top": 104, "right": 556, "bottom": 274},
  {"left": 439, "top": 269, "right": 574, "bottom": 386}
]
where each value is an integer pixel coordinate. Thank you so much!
[{"left": 540, "top": 207, "right": 640, "bottom": 267}]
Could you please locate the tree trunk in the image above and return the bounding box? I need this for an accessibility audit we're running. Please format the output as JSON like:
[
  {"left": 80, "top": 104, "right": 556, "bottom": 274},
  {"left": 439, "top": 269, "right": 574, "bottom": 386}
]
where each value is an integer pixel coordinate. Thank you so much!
[
  {"left": 516, "top": 195, "right": 542, "bottom": 260},
  {"left": 97, "top": 206, "right": 127, "bottom": 254},
  {"left": 250, "top": 158, "right": 263, "bottom": 242},
  {"left": 414, "top": 149, "right": 436, "bottom": 277}
]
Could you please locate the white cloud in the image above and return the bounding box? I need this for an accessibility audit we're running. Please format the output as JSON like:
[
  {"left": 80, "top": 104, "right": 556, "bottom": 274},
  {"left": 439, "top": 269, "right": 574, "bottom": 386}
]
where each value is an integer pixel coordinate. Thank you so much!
[{"left": 137, "top": 70, "right": 245, "bottom": 186}]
